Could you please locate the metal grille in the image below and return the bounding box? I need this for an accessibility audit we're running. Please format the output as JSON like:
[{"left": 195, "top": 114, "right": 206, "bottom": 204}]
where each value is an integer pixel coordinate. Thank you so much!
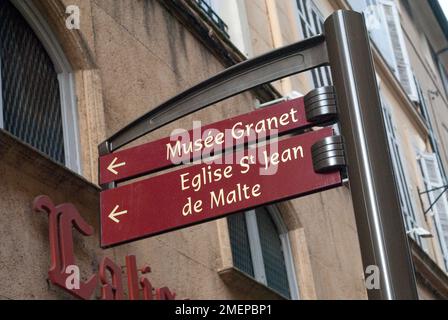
[
  {"left": 0, "top": 0, "right": 65, "bottom": 164},
  {"left": 194, "top": 0, "right": 229, "bottom": 38},
  {"left": 227, "top": 213, "right": 255, "bottom": 277},
  {"left": 255, "top": 208, "right": 291, "bottom": 298}
]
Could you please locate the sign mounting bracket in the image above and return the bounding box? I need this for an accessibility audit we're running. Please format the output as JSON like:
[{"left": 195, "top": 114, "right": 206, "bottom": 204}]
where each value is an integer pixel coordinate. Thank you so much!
[{"left": 99, "top": 35, "right": 329, "bottom": 154}]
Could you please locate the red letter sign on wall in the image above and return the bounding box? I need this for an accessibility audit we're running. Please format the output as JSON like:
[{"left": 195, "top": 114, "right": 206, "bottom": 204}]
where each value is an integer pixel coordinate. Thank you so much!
[{"left": 33, "top": 196, "right": 177, "bottom": 300}]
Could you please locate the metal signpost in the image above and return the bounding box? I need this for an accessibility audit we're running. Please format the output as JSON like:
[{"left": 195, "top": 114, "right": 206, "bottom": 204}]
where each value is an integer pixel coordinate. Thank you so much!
[{"left": 99, "top": 10, "right": 418, "bottom": 299}]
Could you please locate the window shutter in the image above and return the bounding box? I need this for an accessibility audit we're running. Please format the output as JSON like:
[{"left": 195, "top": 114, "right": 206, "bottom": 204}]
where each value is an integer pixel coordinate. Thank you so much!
[
  {"left": 419, "top": 152, "right": 448, "bottom": 270},
  {"left": 347, "top": 0, "right": 419, "bottom": 101},
  {"left": 255, "top": 207, "right": 290, "bottom": 299},
  {"left": 227, "top": 212, "right": 255, "bottom": 277},
  {"left": 380, "top": 0, "right": 419, "bottom": 101}
]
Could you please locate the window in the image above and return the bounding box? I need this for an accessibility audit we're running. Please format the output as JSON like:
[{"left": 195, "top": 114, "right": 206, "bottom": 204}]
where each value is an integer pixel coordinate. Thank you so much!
[
  {"left": 347, "top": 0, "right": 419, "bottom": 101},
  {"left": 0, "top": 0, "right": 81, "bottom": 172},
  {"left": 381, "top": 95, "right": 423, "bottom": 247},
  {"left": 196, "top": 0, "right": 252, "bottom": 57},
  {"left": 442, "top": 124, "right": 448, "bottom": 162},
  {"left": 419, "top": 152, "right": 448, "bottom": 271},
  {"left": 438, "top": 61, "right": 448, "bottom": 99},
  {"left": 294, "top": 0, "right": 332, "bottom": 88},
  {"left": 429, "top": 42, "right": 448, "bottom": 100},
  {"left": 227, "top": 206, "right": 300, "bottom": 299}
]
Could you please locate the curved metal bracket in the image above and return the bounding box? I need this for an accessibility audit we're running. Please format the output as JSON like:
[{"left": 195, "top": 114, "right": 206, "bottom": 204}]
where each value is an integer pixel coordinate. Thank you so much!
[{"left": 99, "top": 35, "right": 329, "bottom": 154}]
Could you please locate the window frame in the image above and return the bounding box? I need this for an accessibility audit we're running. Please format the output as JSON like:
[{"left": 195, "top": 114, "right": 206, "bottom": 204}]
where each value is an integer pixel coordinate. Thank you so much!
[
  {"left": 437, "top": 60, "right": 448, "bottom": 100},
  {"left": 0, "top": 0, "right": 82, "bottom": 173},
  {"left": 380, "top": 94, "right": 423, "bottom": 248},
  {"left": 347, "top": 0, "right": 419, "bottom": 102},
  {"left": 243, "top": 205, "right": 300, "bottom": 300},
  {"left": 379, "top": 0, "right": 419, "bottom": 101},
  {"left": 293, "top": 0, "right": 332, "bottom": 88}
]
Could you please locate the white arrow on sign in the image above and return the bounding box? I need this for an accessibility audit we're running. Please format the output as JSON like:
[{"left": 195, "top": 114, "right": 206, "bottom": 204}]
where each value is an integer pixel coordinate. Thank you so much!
[
  {"left": 109, "top": 205, "right": 128, "bottom": 223},
  {"left": 107, "top": 157, "right": 126, "bottom": 175}
]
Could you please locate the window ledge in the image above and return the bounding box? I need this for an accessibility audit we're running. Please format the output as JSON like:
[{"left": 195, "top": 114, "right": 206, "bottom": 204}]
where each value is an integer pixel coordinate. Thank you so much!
[
  {"left": 332, "top": 0, "right": 430, "bottom": 137},
  {"left": 218, "top": 266, "right": 287, "bottom": 300},
  {"left": 0, "top": 129, "right": 99, "bottom": 199}
]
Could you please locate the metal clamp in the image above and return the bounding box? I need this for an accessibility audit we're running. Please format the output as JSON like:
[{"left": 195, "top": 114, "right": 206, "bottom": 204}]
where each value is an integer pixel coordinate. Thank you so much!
[
  {"left": 311, "top": 135, "right": 346, "bottom": 173},
  {"left": 304, "top": 86, "right": 338, "bottom": 123}
]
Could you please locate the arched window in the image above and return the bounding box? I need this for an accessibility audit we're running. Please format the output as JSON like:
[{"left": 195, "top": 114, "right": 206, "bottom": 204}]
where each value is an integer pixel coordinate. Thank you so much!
[
  {"left": 227, "top": 206, "right": 300, "bottom": 299},
  {"left": 0, "top": 0, "right": 81, "bottom": 172}
]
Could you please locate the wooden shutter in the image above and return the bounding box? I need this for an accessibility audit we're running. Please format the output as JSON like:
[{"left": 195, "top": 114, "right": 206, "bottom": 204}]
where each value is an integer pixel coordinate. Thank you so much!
[
  {"left": 419, "top": 152, "right": 448, "bottom": 270},
  {"left": 379, "top": 0, "right": 419, "bottom": 101},
  {"left": 347, "top": 0, "right": 419, "bottom": 101}
]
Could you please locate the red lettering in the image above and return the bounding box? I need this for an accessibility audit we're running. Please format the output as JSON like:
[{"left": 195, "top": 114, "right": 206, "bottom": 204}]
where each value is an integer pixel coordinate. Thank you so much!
[
  {"left": 33, "top": 195, "right": 179, "bottom": 300},
  {"left": 156, "top": 287, "right": 176, "bottom": 300},
  {"left": 33, "top": 196, "right": 97, "bottom": 300},
  {"left": 99, "top": 257, "right": 124, "bottom": 300}
]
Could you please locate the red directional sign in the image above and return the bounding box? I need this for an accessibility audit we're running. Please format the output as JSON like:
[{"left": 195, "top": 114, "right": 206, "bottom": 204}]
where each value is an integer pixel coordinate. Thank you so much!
[
  {"left": 99, "top": 97, "right": 312, "bottom": 185},
  {"left": 100, "top": 128, "right": 341, "bottom": 247}
]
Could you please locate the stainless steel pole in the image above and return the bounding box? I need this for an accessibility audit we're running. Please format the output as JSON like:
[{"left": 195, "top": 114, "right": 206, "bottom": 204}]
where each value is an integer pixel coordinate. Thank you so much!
[{"left": 324, "top": 10, "right": 418, "bottom": 299}]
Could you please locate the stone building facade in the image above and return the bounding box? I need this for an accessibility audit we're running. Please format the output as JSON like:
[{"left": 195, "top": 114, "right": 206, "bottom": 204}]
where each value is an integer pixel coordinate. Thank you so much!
[{"left": 0, "top": 0, "right": 448, "bottom": 299}]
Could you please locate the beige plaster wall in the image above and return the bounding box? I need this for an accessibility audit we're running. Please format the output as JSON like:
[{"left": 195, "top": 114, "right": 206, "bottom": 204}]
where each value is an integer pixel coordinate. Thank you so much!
[{"left": 72, "top": 0, "right": 367, "bottom": 299}]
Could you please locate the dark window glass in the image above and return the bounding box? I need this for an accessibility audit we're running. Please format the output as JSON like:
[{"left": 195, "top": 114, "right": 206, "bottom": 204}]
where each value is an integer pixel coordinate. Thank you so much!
[
  {"left": 0, "top": 0, "right": 65, "bottom": 164},
  {"left": 228, "top": 209, "right": 292, "bottom": 299}
]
